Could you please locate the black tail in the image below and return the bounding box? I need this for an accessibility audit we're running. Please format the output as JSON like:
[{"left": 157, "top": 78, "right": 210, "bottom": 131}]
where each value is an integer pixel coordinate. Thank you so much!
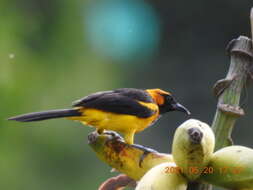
[{"left": 8, "top": 109, "right": 82, "bottom": 122}]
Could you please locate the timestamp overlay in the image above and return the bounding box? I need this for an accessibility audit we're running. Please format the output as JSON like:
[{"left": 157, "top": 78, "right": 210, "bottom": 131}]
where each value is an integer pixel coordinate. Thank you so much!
[{"left": 164, "top": 166, "right": 245, "bottom": 175}]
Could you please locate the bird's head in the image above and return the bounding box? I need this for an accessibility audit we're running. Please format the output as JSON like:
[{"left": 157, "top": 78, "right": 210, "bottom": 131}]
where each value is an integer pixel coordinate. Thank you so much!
[{"left": 146, "top": 89, "right": 191, "bottom": 115}]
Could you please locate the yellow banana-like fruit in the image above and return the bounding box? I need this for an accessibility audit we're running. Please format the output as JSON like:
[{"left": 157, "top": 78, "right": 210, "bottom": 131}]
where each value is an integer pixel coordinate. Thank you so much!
[
  {"left": 200, "top": 145, "right": 253, "bottom": 190},
  {"left": 136, "top": 162, "right": 187, "bottom": 190},
  {"left": 88, "top": 131, "right": 173, "bottom": 180},
  {"left": 172, "top": 119, "right": 215, "bottom": 181}
]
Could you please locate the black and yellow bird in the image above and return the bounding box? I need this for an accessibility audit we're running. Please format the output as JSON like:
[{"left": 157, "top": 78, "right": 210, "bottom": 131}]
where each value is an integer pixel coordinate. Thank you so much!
[{"left": 8, "top": 88, "right": 190, "bottom": 144}]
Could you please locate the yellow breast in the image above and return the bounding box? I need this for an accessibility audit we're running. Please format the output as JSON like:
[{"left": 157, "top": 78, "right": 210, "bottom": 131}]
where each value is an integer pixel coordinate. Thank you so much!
[{"left": 69, "top": 106, "right": 159, "bottom": 134}]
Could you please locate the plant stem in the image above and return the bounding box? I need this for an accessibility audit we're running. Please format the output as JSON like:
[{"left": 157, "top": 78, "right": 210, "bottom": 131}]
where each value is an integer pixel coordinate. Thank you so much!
[
  {"left": 212, "top": 36, "right": 252, "bottom": 150},
  {"left": 193, "top": 36, "right": 253, "bottom": 190}
]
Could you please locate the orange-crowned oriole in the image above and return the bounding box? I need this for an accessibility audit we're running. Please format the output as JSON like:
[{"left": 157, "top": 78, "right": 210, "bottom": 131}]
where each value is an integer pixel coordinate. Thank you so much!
[{"left": 8, "top": 88, "right": 190, "bottom": 144}]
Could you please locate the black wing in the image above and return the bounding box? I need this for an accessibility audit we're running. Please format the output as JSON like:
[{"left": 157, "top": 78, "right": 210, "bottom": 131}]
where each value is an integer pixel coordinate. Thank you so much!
[
  {"left": 73, "top": 88, "right": 154, "bottom": 106},
  {"left": 113, "top": 88, "right": 154, "bottom": 103},
  {"left": 72, "top": 90, "right": 114, "bottom": 106},
  {"left": 72, "top": 88, "right": 155, "bottom": 118}
]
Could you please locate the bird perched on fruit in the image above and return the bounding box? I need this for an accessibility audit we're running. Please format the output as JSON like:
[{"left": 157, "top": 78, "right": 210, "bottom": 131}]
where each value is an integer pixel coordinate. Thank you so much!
[{"left": 8, "top": 88, "right": 190, "bottom": 144}]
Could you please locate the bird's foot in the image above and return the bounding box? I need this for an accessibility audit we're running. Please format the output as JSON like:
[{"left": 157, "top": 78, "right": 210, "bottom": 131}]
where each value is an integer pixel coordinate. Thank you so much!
[
  {"left": 88, "top": 130, "right": 123, "bottom": 145},
  {"left": 103, "top": 130, "right": 124, "bottom": 141}
]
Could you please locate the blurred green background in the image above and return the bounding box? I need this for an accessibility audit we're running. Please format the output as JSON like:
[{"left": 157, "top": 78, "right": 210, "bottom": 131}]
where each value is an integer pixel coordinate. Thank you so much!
[{"left": 1, "top": 0, "right": 253, "bottom": 189}]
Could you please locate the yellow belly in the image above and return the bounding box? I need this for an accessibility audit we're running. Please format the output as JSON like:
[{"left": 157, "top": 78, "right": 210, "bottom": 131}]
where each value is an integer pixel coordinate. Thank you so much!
[{"left": 69, "top": 108, "right": 159, "bottom": 134}]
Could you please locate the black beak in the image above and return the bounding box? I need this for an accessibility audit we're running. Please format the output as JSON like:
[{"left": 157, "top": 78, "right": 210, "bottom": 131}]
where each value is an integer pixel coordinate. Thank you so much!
[{"left": 173, "top": 103, "right": 191, "bottom": 115}]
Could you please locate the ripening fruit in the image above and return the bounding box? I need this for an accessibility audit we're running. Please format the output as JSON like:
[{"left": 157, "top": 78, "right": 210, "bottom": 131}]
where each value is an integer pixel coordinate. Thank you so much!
[
  {"left": 88, "top": 131, "right": 173, "bottom": 180},
  {"left": 172, "top": 119, "right": 215, "bottom": 181},
  {"left": 200, "top": 145, "right": 253, "bottom": 190},
  {"left": 135, "top": 162, "right": 187, "bottom": 190}
]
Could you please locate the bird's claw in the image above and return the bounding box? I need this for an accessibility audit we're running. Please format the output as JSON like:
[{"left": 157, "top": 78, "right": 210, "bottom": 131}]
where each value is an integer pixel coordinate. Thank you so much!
[
  {"left": 88, "top": 130, "right": 124, "bottom": 145},
  {"left": 103, "top": 131, "right": 124, "bottom": 142}
]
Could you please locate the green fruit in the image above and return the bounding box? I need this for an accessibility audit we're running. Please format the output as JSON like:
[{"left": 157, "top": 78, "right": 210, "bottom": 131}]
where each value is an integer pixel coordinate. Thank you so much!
[
  {"left": 200, "top": 145, "right": 253, "bottom": 190},
  {"left": 172, "top": 119, "right": 215, "bottom": 181},
  {"left": 135, "top": 162, "right": 187, "bottom": 190}
]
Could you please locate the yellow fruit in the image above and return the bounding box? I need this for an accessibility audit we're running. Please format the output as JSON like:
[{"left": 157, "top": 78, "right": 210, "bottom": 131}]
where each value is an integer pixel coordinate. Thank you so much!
[
  {"left": 200, "top": 145, "right": 253, "bottom": 190},
  {"left": 88, "top": 131, "right": 173, "bottom": 180},
  {"left": 136, "top": 162, "right": 187, "bottom": 190},
  {"left": 172, "top": 119, "right": 215, "bottom": 181}
]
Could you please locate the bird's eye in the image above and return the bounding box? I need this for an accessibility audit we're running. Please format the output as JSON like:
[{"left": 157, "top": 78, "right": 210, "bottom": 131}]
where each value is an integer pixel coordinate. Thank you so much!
[{"left": 166, "top": 95, "right": 174, "bottom": 102}]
